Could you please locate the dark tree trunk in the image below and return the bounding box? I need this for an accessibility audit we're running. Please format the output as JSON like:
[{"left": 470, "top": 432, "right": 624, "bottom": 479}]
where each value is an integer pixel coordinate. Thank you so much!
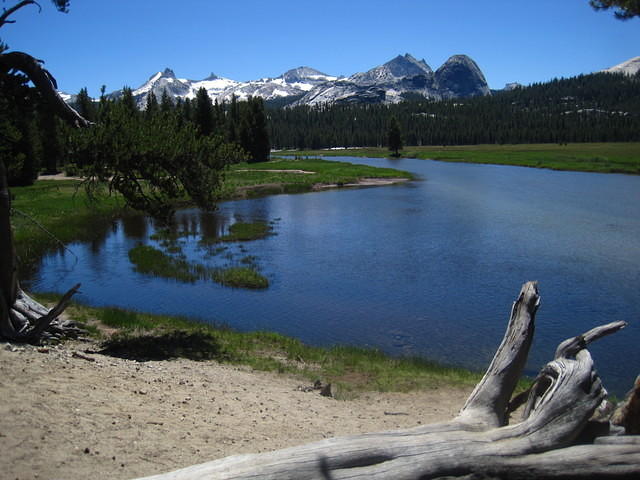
[
  {"left": 0, "top": 160, "right": 19, "bottom": 336},
  {"left": 0, "top": 47, "right": 89, "bottom": 342}
]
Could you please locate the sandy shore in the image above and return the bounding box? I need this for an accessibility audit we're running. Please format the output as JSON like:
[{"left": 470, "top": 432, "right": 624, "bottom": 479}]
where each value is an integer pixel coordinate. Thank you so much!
[{"left": 1, "top": 339, "right": 471, "bottom": 480}]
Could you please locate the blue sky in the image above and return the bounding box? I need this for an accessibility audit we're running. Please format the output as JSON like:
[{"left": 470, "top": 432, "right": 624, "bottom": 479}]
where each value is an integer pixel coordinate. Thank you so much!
[{"left": 2, "top": 0, "right": 639, "bottom": 97}]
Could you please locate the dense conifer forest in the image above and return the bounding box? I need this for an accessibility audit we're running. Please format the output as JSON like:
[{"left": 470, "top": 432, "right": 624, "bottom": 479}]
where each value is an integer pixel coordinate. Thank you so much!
[
  {"left": 2, "top": 68, "right": 639, "bottom": 189},
  {"left": 0, "top": 75, "right": 270, "bottom": 188},
  {"left": 267, "top": 72, "right": 640, "bottom": 149}
]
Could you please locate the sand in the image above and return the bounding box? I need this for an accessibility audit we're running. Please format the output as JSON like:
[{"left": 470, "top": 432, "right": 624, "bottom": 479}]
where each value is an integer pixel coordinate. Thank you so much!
[{"left": 0, "top": 339, "right": 471, "bottom": 480}]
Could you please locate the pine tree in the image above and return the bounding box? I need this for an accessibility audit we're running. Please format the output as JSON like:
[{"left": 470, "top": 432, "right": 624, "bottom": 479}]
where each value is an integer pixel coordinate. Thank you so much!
[
  {"left": 75, "top": 87, "right": 96, "bottom": 122},
  {"left": 387, "top": 115, "right": 403, "bottom": 156},
  {"left": 246, "top": 96, "right": 270, "bottom": 163},
  {"left": 145, "top": 90, "right": 159, "bottom": 119},
  {"left": 194, "top": 87, "right": 214, "bottom": 136}
]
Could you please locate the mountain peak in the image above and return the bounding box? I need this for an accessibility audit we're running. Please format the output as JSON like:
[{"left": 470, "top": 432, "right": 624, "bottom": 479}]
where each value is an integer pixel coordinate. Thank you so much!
[
  {"left": 383, "top": 53, "right": 433, "bottom": 76},
  {"left": 435, "top": 55, "right": 490, "bottom": 98},
  {"left": 350, "top": 53, "right": 433, "bottom": 86},
  {"left": 162, "top": 68, "right": 176, "bottom": 78},
  {"left": 281, "top": 66, "right": 333, "bottom": 83}
]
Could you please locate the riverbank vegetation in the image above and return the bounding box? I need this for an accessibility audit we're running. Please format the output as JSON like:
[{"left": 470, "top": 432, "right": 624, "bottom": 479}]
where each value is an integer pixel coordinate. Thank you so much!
[
  {"left": 220, "top": 157, "right": 413, "bottom": 198},
  {"left": 43, "top": 298, "right": 484, "bottom": 398},
  {"left": 284, "top": 142, "right": 640, "bottom": 174}
]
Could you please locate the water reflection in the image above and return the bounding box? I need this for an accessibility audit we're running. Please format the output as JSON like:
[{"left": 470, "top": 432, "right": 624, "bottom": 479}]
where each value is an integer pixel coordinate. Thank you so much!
[{"left": 27, "top": 157, "right": 640, "bottom": 396}]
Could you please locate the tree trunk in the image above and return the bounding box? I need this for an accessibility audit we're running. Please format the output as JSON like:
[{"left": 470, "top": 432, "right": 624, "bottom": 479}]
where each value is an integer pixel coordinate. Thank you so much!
[
  {"left": 0, "top": 159, "right": 19, "bottom": 338},
  {"left": 0, "top": 47, "right": 89, "bottom": 343},
  {"left": 1, "top": 159, "right": 81, "bottom": 342},
  {"left": 132, "top": 282, "right": 640, "bottom": 480}
]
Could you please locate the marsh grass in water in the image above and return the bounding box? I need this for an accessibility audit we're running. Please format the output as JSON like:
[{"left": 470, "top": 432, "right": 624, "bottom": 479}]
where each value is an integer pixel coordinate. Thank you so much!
[
  {"left": 128, "top": 245, "right": 269, "bottom": 289},
  {"left": 218, "top": 222, "right": 273, "bottom": 242},
  {"left": 212, "top": 267, "right": 269, "bottom": 289}
]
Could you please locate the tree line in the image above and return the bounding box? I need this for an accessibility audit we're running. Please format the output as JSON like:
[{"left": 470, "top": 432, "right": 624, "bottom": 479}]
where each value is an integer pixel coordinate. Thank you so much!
[
  {"left": 267, "top": 71, "right": 640, "bottom": 150},
  {"left": 1, "top": 76, "right": 270, "bottom": 189}
]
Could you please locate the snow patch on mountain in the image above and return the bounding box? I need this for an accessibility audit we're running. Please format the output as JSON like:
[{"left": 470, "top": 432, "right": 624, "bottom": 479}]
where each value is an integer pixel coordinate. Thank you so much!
[{"left": 603, "top": 56, "right": 640, "bottom": 76}]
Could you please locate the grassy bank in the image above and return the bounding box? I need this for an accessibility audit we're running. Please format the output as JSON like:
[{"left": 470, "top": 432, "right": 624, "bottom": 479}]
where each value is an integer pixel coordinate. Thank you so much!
[
  {"left": 11, "top": 180, "right": 128, "bottom": 266},
  {"left": 11, "top": 158, "right": 411, "bottom": 265},
  {"left": 47, "top": 298, "right": 484, "bottom": 398},
  {"left": 222, "top": 157, "right": 414, "bottom": 198},
  {"left": 283, "top": 142, "right": 640, "bottom": 174}
]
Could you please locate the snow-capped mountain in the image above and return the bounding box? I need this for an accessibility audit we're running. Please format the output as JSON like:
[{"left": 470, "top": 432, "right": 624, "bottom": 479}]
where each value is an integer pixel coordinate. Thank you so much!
[
  {"left": 602, "top": 56, "right": 640, "bottom": 76},
  {"left": 86, "top": 53, "right": 491, "bottom": 108},
  {"left": 292, "top": 53, "right": 490, "bottom": 106},
  {"left": 113, "top": 66, "right": 337, "bottom": 108},
  {"left": 351, "top": 53, "right": 433, "bottom": 85}
]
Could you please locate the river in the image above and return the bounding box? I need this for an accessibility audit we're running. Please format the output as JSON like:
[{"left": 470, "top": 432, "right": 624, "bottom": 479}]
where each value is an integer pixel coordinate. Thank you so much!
[{"left": 26, "top": 156, "right": 640, "bottom": 396}]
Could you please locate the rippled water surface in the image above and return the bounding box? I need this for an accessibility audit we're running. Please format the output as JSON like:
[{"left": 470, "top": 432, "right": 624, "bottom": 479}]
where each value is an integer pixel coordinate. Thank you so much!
[{"left": 27, "top": 157, "right": 640, "bottom": 395}]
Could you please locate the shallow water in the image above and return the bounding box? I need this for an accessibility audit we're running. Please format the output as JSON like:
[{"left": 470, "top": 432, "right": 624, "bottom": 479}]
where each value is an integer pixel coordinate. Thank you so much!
[{"left": 27, "top": 156, "right": 640, "bottom": 395}]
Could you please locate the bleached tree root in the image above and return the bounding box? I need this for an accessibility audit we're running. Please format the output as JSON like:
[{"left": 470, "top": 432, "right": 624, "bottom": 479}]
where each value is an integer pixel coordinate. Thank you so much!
[
  {"left": 133, "top": 282, "right": 640, "bottom": 480},
  {"left": 1, "top": 284, "right": 82, "bottom": 343}
]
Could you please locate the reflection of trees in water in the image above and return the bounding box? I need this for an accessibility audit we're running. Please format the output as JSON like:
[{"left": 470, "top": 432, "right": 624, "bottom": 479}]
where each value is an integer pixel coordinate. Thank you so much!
[
  {"left": 173, "top": 209, "right": 228, "bottom": 241},
  {"left": 198, "top": 211, "right": 227, "bottom": 240},
  {"left": 121, "top": 215, "right": 150, "bottom": 240}
]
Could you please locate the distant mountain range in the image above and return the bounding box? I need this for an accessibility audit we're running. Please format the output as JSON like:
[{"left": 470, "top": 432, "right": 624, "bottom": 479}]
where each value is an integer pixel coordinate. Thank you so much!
[
  {"left": 61, "top": 54, "right": 639, "bottom": 109},
  {"left": 62, "top": 53, "right": 491, "bottom": 108}
]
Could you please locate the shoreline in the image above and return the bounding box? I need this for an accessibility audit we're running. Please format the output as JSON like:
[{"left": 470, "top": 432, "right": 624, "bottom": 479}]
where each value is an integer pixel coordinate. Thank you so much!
[
  {"left": 282, "top": 142, "right": 640, "bottom": 175},
  {"left": 1, "top": 338, "right": 471, "bottom": 480}
]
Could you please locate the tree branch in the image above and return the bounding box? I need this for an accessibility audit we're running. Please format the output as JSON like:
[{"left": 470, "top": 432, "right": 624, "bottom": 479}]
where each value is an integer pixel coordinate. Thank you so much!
[
  {"left": 0, "top": 51, "right": 92, "bottom": 127},
  {"left": 0, "top": 0, "right": 40, "bottom": 28},
  {"left": 458, "top": 280, "right": 539, "bottom": 427}
]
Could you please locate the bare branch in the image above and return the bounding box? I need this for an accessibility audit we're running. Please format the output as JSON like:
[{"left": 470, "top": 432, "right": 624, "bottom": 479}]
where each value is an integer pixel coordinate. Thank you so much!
[
  {"left": 555, "top": 320, "right": 627, "bottom": 359},
  {"left": 0, "top": 0, "right": 40, "bottom": 28}
]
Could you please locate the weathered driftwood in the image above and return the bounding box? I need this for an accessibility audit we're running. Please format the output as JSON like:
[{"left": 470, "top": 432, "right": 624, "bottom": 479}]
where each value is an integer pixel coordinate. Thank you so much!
[{"left": 133, "top": 282, "right": 640, "bottom": 480}]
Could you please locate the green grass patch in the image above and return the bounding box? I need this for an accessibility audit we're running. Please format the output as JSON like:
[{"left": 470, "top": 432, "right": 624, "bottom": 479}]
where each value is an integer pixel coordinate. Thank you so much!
[
  {"left": 282, "top": 142, "right": 640, "bottom": 175},
  {"left": 212, "top": 266, "right": 269, "bottom": 289},
  {"left": 11, "top": 180, "right": 127, "bottom": 266},
  {"left": 128, "top": 245, "right": 199, "bottom": 282},
  {"left": 220, "top": 157, "right": 414, "bottom": 198},
  {"left": 55, "top": 301, "right": 487, "bottom": 396},
  {"left": 218, "top": 222, "right": 272, "bottom": 242},
  {"left": 128, "top": 244, "right": 268, "bottom": 289}
]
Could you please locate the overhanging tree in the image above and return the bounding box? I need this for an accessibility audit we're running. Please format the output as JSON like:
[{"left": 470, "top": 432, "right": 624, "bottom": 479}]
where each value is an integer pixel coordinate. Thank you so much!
[
  {"left": 0, "top": 0, "right": 243, "bottom": 341},
  {"left": 590, "top": 0, "right": 640, "bottom": 19}
]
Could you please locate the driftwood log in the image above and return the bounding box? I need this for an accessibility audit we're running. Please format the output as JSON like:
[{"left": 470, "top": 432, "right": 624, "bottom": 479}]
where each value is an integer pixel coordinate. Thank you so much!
[{"left": 134, "top": 282, "right": 640, "bottom": 479}]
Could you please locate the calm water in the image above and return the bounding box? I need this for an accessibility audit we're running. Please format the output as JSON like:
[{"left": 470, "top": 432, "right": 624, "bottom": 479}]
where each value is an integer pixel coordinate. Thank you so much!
[{"left": 27, "top": 157, "right": 640, "bottom": 395}]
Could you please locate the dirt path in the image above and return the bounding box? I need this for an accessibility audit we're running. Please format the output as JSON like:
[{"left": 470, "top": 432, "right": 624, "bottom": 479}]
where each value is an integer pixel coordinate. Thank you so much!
[{"left": 0, "top": 340, "right": 470, "bottom": 480}]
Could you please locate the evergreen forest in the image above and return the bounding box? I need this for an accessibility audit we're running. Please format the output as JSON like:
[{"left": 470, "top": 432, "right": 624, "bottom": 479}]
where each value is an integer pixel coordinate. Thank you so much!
[
  {"left": 0, "top": 76, "right": 270, "bottom": 189},
  {"left": 267, "top": 72, "right": 640, "bottom": 149}
]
